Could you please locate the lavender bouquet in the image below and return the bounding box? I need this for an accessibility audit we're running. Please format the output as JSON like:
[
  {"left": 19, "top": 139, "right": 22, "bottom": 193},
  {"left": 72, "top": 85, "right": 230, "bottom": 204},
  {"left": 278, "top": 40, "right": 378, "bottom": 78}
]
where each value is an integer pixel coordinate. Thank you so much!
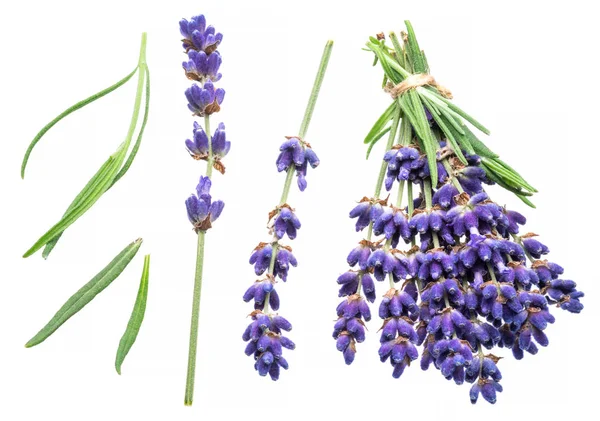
[
  {"left": 332, "top": 22, "right": 583, "bottom": 404},
  {"left": 243, "top": 41, "right": 333, "bottom": 380},
  {"left": 179, "top": 14, "right": 228, "bottom": 406}
]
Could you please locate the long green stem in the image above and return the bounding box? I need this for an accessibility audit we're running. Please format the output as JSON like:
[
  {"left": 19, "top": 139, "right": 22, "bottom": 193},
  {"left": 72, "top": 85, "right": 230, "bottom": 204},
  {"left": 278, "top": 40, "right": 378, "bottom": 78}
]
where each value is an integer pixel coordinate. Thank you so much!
[
  {"left": 184, "top": 231, "right": 205, "bottom": 406},
  {"left": 184, "top": 111, "right": 215, "bottom": 406},
  {"left": 298, "top": 41, "right": 334, "bottom": 139}
]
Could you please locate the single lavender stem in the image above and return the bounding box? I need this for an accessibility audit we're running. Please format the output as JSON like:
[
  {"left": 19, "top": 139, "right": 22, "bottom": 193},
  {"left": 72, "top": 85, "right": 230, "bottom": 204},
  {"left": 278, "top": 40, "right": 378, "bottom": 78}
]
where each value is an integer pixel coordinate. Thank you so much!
[{"left": 184, "top": 231, "right": 205, "bottom": 405}]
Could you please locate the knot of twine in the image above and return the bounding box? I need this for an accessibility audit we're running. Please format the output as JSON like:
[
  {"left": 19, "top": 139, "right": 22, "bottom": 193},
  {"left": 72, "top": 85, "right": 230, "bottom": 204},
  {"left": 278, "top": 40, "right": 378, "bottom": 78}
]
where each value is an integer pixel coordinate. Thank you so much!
[{"left": 385, "top": 73, "right": 453, "bottom": 99}]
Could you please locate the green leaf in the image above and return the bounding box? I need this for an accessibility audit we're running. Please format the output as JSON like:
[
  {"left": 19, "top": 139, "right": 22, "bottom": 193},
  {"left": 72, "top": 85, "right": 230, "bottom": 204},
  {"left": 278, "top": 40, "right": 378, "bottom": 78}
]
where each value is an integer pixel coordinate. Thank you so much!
[
  {"left": 364, "top": 102, "right": 396, "bottom": 144},
  {"left": 493, "top": 157, "right": 537, "bottom": 192},
  {"left": 24, "top": 154, "right": 122, "bottom": 258},
  {"left": 26, "top": 34, "right": 150, "bottom": 258},
  {"left": 406, "top": 90, "right": 438, "bottom": 185},
  {"left": 462, "top": 125, "right": 498, "bottom": 158},
  {"left": 421, "top": 96, "right": 467, "bottom": 165},
  {"left": 403, "top": 21, "right": 426, "bottom": 74},
  {"left": 482, "top": 157, "right": 536, "bottom": 192},
  {"left": 115, "top": 254, "right": 150, "bottom": 374},
  {"left": 111, "top": 66, "right": 151, "bottom": 186},
  {"left": 25, "top": 239, "right": 143, "bottom": 348},
  {"left": 366, "top": 126, "right": 391, "bottom": 159},
  {"left": 21, "top": 68, "right": 137, "bottom": 179},
  {"left": 41, "top": 155, "right": 120, "bottom": 258},
  {"left": 427, "top": 90, "right": 491, "bottom": 135}
]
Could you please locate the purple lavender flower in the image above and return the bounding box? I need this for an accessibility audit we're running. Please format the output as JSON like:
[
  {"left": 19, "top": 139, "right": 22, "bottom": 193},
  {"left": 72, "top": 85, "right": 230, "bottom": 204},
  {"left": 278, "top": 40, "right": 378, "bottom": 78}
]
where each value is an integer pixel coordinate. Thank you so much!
[
  {"left": 185, "top": 176, "right": 224, "bottom": 231},
  {"left": 183, "top": 50, "right": 222, "bottom": 82},
  {"left": 243, "top": 311, "right": 294, "bottom": 380},
  {"left": 180, "top": 15, "right": 223, "bottom": 54},
  {"left": 271, "top": 206, "right": 301, "bottom": 240},
  {"left": 243, "top": 278, "right": 280, "bottom": 311},
  {"left": 185, "top": 81, "right": 225, "bottom": 117},
  {"left": 333, "top": 294, "right": 371, "bottom": 364},
  {"left": 276, "top": 137, "right": 320, "bottom": 191},
  {"left": 249, "top": 244, "right": 298, "bottom": 282}
]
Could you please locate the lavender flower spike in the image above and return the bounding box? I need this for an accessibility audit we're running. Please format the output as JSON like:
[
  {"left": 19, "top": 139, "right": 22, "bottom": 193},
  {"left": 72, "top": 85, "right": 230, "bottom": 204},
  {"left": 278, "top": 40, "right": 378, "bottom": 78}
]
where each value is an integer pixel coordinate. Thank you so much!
[
  {"left": 242, "top": 40, "right": 333, "bottom": 380},
  {"left": 181, "top": 13, "right": 228, "bottom": 406}
]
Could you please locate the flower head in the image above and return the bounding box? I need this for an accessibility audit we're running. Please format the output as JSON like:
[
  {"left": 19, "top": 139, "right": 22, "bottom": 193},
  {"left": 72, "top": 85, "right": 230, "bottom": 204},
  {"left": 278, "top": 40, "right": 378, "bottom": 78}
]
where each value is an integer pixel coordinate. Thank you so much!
[
  {"left": 180, "top": 15, "right": 223, "bottom": 54},
  {"left": 185, "top": 81, "right": 225, "bottom": 117},
  {"left": 183, "top": 50, "right": 222, "bottom": 82},
  {"left": 276, "top": 137, "right": 320, "bottom": 191},
  {"left": 185, "top": 176, "right": 224, "bottom": 231}
]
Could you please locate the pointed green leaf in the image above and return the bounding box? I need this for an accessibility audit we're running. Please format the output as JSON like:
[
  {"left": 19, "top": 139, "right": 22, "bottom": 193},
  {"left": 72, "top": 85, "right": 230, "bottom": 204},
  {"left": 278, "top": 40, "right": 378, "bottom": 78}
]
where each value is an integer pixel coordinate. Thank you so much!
[
  {"left": 492, "top": 157, "right": 537, "bottom": 192},
  {"left": 24, "top": 154, "right": 122, "bottom": 258},
  {"left": 403, "top": 21, "right": 426, "bottom": 74},
  {"left": 366, "top": 126, "right": 391, "bottom": 159},
  {"left": 364, "top": 102, "right": 396, "bottom": 144},
  {"left": 422, "top": 96, "right": 467, "bottom": 165},
  {"left": 25, "top": 239, "right": 143, "bottom": 348},
  {"left": 462, "top": 125, "right": 498, "bottom": 158},
  {"left": 115, "top": 254, "right": 150, "bottom": 374},
  {"left": 41, "top": 155, "right": 120, "bottom": 258},
  {"left": 111, "top": 66, "right": 151, "bottom": 186},
  {"left": 21, "top": 68, "right": 137, "bottom": 179}
]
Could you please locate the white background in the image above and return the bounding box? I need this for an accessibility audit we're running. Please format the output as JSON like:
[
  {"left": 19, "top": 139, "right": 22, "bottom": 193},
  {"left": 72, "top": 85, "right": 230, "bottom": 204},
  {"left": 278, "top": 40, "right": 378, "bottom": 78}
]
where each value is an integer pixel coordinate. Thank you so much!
[{"left": 0, "top": 0, "right": 597, "bottom": 419}]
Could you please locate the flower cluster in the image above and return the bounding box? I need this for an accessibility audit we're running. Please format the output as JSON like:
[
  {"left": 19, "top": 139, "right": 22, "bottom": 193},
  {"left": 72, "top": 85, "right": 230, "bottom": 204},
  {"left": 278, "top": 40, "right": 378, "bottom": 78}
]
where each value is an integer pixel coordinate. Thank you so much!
[
  {"left": 276, "top": 137, "right": 320, "bottom": 191},
  {"left": 242, "top": 142, "right": 320, "bottom": 380},
  {"left": 333, "top": 140, "right": 584, "bottom": 404},
  {"left": 185, "top": 176, "right": 224, "bottom": 232},
  {"left": 180, "top": 14, "right": 229, "bottom": 218}
]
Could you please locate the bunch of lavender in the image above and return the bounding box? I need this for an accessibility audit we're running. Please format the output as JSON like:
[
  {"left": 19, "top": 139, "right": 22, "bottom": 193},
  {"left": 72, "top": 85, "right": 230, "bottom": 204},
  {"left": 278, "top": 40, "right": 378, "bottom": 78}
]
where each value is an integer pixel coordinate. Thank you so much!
[
  {"left": 179, "top": 14, "right": 228, "bottom": 406},
  {"left": 332, "top": 22, "right": 583, "bottom": 404},
  {"left": 243, "top": 41, "right": 333, "bottom": 380}
]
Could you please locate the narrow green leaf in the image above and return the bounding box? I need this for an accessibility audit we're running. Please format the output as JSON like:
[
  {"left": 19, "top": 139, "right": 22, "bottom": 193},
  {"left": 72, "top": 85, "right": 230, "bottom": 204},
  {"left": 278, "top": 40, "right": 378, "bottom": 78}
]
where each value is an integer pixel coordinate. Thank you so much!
[
  {"left": 426, "top": 89, "right": 491, "bottom": 135},
  {"left": 115, "top": 254, "right": 150, "bottom": 374},
  {"left": 462, "top": 125, "right": 498, "bottom": 159},
  {"left": 366, "top": 126, "right": 391, "bottom": 159},
  {"left": 24, "top": 155, "right": 122, "bottom": 258},
  {"left": 364, "top": 102, "right": 396, "bottom": 144},
  {"left": 25, "top": 239, "right": 143, "bottom": 348},
  {"left": 41, "top": 156, "right": 119, "bottom": 258},
  {"left": 482, "top": 163, "right": 531, "bottom": 195},
  {"left": 407, "top": 90, "right": 438, "bottom": 185},
  {"left": 111, "top": 66, "right": 151, "bottom": 186},
  {"left": 21, "top": 68, "right": 137, "bottom": 179},
  {"left": 492, "top": 157, "right": 537, "bottom": 192},
  {"left": 516, "top": 195, "right": 536, "bottom": 208},
  {"left": 482, "top": 157, "right": 536, "bottom": 192},
  {"left": 403, "top": 21, "right": 426, "bottom": 73},
  {"left": 27, "top": 35, "right": 150, "bottom": 258},
  {"left": 421, "top": 96, "right": 467, "bottom": 165}
]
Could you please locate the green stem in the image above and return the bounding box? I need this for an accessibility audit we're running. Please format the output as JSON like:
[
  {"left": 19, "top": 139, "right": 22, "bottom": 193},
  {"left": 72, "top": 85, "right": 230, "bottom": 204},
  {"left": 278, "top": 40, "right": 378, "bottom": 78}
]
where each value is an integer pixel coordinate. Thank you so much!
[
  {"left": 441, "top": 158, "right": 463, "bottom": 193},
  {"left": 205, "top": 115, "right": 213, "bottom": 178},
  {"left": 184, "top": 230, "right": 205, "bottom": 406},
  {"left": 298, "top": 41, "right": 334, "bottom": 139},
  {"left": 374, "top": 107, "right": 401, "bottom": 199},
  {"left": 396, "top": 180, "right": 405, "bottom": 208},
  {"left": 407, "top": 183, "right": 415, "bottom": 246}
]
